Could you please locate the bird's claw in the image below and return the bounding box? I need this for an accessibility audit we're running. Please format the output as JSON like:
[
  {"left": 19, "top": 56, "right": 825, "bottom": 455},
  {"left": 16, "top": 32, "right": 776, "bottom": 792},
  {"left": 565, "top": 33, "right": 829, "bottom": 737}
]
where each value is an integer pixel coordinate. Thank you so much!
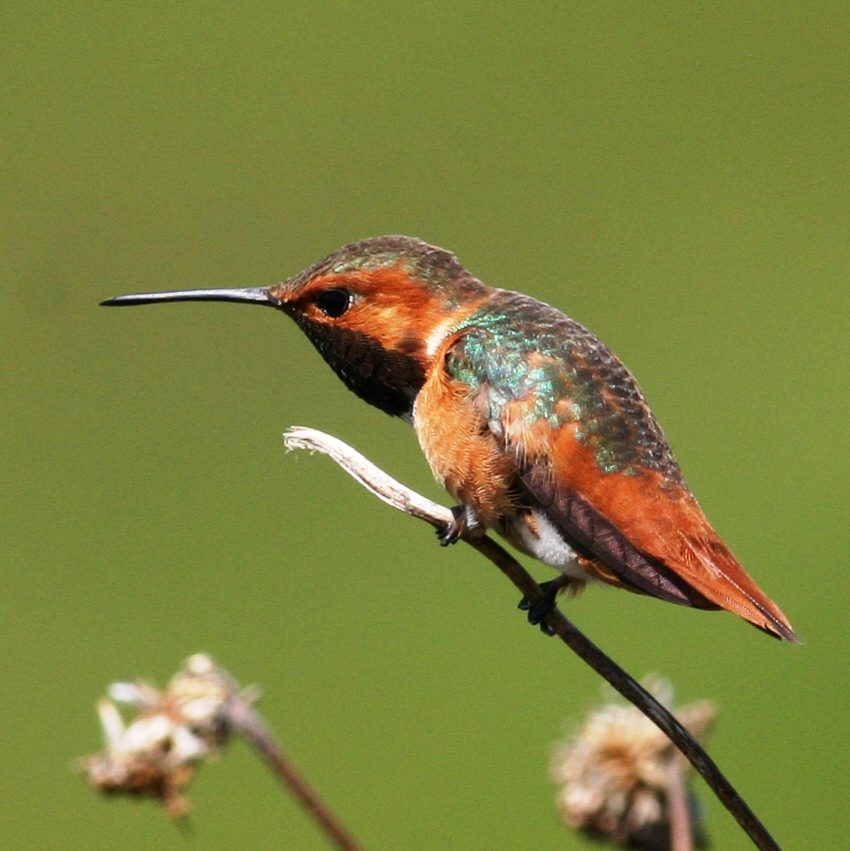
[
  {"left": 437, "top": 505, "right": 470, "bottom": 546},
  {"left": 518, "top": 577, "right": 570, "bottom": 635}
]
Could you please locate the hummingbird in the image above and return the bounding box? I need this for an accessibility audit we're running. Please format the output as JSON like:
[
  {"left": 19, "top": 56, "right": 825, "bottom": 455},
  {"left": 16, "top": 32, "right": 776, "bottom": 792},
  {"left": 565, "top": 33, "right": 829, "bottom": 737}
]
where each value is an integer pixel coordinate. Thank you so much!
[{"left": 102, "top": 236, "right": 797, "bottom": 642}]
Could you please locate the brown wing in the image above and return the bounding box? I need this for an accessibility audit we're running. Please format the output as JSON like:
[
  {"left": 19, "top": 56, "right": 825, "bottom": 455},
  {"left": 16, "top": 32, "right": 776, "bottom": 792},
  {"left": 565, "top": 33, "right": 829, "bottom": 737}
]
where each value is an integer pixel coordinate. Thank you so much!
[
  {"left": 517, "top": 419, "right": 798, "bottom": 642},
  {"left": 519, "top": 459, "right": 719, "bottom": 609}
]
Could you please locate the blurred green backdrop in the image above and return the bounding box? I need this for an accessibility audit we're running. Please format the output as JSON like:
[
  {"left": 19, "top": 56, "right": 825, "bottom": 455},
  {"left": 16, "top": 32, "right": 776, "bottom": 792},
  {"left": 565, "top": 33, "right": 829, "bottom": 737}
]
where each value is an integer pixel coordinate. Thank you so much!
[{"left": 2, "top": 3, "right": 847, "bottom": 849}]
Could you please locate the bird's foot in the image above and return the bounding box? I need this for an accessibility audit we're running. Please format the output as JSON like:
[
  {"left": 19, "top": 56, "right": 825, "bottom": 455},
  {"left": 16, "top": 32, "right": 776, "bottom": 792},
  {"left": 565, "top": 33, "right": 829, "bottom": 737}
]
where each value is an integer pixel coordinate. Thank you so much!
[
  {"left": 437, "top": 505, "right": 480, "bottom": 546},
  {"left": 518, "top": 576, "right": 572, "bottom": 635}
]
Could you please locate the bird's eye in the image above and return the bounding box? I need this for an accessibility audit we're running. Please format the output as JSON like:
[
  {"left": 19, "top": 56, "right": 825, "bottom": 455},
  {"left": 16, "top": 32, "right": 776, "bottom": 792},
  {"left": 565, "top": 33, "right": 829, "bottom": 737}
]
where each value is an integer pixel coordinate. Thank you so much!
[{"left": 315, "top": 288, "right": 351, "bottom": 318}]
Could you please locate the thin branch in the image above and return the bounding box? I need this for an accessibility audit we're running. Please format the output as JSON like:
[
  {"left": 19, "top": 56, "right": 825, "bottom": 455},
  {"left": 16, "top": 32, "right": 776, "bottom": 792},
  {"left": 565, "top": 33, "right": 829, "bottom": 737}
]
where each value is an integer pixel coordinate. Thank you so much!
[
  {"left": 283, "top": 426, "right": 784, "bottom": 851},
  {"left": 226, "top": 698, "right": 363, "bottom": 851}
]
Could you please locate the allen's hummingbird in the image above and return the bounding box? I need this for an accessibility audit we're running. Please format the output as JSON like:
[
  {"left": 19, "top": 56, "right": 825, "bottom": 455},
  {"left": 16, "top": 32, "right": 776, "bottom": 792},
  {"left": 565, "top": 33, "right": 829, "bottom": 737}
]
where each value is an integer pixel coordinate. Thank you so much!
[{"left": 103, "top": 236, "right": 797, "bottom": 642}]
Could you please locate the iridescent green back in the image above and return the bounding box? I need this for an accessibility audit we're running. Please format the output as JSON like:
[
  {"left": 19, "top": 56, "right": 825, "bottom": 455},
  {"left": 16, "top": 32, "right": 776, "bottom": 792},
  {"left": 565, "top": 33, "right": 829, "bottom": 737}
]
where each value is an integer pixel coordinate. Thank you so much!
[{"left": 447, "top": 291, "right": 685, "bottom": 481}]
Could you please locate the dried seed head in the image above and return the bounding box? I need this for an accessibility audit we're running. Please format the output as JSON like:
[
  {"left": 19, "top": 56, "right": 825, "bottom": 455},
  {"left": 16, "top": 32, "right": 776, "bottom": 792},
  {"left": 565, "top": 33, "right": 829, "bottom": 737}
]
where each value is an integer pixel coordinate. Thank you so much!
[
  {"left": 78, "top": 654, "right": 255, "bottom": 817},
  {"left": 551, "top": 677, "right": 715, "bottom": 850}
]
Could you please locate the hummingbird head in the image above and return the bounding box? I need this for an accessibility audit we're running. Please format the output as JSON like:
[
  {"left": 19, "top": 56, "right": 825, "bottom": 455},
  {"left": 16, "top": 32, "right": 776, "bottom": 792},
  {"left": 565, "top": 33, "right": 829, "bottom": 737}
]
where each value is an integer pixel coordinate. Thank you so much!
[{"left": 102, "top": 236, "right": 491, "bottom": 418}]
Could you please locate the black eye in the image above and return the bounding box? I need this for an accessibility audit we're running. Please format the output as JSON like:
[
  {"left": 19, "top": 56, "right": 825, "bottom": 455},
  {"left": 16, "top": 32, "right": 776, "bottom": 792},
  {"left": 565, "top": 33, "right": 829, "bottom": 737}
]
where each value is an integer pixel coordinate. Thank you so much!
[{"left": 315, "top": 288, "right": 351, "bottom": 318}]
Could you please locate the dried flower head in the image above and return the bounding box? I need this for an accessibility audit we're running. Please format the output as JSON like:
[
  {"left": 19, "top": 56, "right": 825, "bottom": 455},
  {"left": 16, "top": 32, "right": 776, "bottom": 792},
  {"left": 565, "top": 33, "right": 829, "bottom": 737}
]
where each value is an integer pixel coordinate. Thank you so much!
[
  {"left": 79, "top": 653, "right": 256, "bottom": 817},
  {"left": 551, "top": 677, "right": 716, "bottom": 850}
]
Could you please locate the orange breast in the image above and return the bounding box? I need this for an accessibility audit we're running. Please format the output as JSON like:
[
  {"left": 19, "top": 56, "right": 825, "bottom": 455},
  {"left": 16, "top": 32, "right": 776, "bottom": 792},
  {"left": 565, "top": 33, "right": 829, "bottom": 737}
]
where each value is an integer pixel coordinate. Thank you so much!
[{"left": 413, "top": 354, "right": 516, "bottom": 527}]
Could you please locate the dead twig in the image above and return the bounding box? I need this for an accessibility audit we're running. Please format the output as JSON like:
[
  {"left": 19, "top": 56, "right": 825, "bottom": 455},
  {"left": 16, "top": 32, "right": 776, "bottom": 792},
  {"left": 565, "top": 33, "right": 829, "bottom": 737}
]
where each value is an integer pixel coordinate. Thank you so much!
[{"left": 283, "top": 425, "right": 783, "bottom": 851}]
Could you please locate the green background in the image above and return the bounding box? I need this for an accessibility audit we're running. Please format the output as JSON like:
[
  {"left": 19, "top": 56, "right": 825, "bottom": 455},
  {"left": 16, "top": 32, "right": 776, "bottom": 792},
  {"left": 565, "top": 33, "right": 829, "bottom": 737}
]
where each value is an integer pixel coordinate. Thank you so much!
[{"left": 2, "top": 3, "right": 847, "bottom": 849}]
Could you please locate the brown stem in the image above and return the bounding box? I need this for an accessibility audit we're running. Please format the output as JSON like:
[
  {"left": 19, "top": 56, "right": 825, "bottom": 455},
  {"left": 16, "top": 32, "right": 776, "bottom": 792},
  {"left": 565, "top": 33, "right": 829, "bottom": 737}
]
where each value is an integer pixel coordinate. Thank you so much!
[
  {"left": 282, "top": 427, "right": 785, "bottom": 851},
  {"left": 665, "top": 755, "right": 694, "bottom": 851},
  {"left": 469, "top": 536, "right": 780, "bottom": 851},
  {"left": 227, "top": 699, "right": 363, "bottom": 851}
]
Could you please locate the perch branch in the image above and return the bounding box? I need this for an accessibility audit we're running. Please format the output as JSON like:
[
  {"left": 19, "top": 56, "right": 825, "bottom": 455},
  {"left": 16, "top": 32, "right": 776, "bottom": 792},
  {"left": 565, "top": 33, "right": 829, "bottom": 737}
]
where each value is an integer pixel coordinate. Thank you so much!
[{"left": 283, "top": 426, "right": 783, "bottom": 851}]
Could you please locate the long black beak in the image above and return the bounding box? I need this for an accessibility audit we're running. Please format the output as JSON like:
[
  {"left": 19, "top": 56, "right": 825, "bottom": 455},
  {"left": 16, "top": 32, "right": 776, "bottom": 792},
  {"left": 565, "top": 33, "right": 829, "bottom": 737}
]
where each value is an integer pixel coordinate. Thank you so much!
[{"left": 100, "top": 287, "right": 280, "bottom": 307}]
